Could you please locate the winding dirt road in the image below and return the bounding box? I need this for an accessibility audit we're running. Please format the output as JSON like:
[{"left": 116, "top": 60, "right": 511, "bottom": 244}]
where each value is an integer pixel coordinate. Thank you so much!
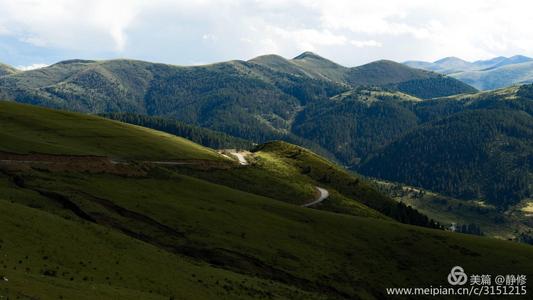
[
  {"left": 231, "top": 152, "right": 249, "bottom": 165},
  {"left": 301, "top": 187, "right": 329, "bottom": 207}
]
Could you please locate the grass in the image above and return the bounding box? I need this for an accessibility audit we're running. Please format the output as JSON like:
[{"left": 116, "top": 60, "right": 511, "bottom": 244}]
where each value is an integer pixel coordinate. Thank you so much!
[
  {"left": 253, "top": 141, "right": 407, "bottom": 218},
  {"left": 0, "top": 101, "right": 222, "bottom": 161},
  {"left": 6, "top": 168, "right": 533, "bottom": 299},
  {"left": 177, "top": 144, "right": 385, "bottom": 219},
  {"left": 1, "top": 102, "right": 533, "bottom": 299},
  {"left": 0, "top": 198, "right": 321, "bottom": 300}
]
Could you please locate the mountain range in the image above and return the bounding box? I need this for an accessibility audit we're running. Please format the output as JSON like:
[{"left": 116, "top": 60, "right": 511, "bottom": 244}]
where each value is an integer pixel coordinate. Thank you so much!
[
  {"left": 0, "top": 52, "right": 475, "bottom": 157},
  {"left": 405, "top": 55, "right": 533, "bottom": 90},
  {"left": 0, "top": 52, "right": 532, "bottom": 239},
  {"left": 2, "top": 50, "right": 533, "bottom": 298}
]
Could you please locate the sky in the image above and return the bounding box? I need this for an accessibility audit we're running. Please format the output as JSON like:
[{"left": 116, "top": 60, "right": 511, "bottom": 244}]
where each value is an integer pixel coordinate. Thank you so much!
[{"left": 1, "top": 0, "right": 533, "bottom": 70}]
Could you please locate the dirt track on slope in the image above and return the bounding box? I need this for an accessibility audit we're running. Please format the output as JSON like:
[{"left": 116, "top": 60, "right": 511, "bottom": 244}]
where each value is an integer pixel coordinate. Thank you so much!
[
  {"left": 301, "top": 187, "right": 329, "bottom": 207},
  {"left": 0, "top": 152, "right": 142, "bottom": 174}
]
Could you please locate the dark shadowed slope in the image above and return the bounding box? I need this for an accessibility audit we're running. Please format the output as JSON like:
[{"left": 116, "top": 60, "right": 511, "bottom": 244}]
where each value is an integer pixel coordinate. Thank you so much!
[{"left": 360, "top": 109, "right": 533, "bottom": 208}]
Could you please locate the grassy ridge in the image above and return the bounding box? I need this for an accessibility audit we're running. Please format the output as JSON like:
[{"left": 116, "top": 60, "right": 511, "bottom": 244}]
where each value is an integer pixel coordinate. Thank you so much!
[
  {"left": 254, "top": 141, "right": 440, "bottom": 227},
  {"left": 0, "top": 101, "right": 222, "bottom": 161},
  {"left": 178, "top": 143, "right": 385, "bottom": 219}
]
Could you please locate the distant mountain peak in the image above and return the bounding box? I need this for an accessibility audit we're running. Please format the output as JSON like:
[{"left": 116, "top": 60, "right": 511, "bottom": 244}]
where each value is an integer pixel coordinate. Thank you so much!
[
  {"left": 290, "top": 51, "right": 346, "bottom": 80},
  {"left": 506, "top": 55, "right": 533, "bottom": 64},
  {"left": 248, "top": 54, "right": 288, "bottom": 64},
  {"left": 433, "top": 56, "right": 470, "bottom": 64},
  {"left": 366, "top": 59, "right": 402, "bottom": 66},
  {"left": 251, "top": 54, "right": 286, "bottom": 60},
  {"left": 0, "top": 62, "right": 18, "bottom": 76},
  {"left": 509, "top": 55, "right": 531, "bottom": 60},
  {"left": 293, "top": 51, "right": 325, "bottom": 60}
]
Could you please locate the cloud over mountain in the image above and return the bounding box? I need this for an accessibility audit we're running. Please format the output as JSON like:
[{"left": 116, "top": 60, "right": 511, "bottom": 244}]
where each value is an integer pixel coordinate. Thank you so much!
[{"left": 1, "top": 0, "right": 533, "bottom": 67}]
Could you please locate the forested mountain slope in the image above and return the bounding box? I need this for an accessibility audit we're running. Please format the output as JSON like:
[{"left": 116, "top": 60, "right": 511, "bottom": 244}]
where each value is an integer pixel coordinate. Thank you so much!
[
  {"left": 0, "top": 54, "right": 475, "bottom": 165},
  {"left": 0, "top": 52, "right": 474, "bottom": 124},
  {"left": 102, "top": 113, "right": 254, "bottom": 150},
  {"left": 360, "top": 109, "right": 533, "bottom": 208},
  {"left": 291, "top": 87, "right": 420, "bottom": 165}
]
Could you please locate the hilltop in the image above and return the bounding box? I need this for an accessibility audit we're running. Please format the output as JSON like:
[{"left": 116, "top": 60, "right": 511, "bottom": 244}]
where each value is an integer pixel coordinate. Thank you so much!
[
  {"left": 0, "top": 63, "right": 17, "bottom": 76},
  {"left": 0, "top": 101, "right": 222, "bottom": 161}
]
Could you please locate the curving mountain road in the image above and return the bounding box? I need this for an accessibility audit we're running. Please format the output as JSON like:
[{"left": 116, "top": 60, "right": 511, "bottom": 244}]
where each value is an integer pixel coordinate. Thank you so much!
[
  {"left": 231, "top": 152, "right": 249, "bottom": 165},
  {"left": 301, "top": 187, "right": 329, "bottom": 207}
]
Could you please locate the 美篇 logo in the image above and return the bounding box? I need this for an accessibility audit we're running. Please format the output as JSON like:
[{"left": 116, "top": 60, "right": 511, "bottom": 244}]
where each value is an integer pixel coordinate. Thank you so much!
[{"left": 447, "top": 266, "right": 468, "bottom": 285}]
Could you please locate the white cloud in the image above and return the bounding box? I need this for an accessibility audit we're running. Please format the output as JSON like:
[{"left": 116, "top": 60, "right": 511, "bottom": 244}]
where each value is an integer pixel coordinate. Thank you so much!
[
  {"left": 1, "top": 0, "right": 533, "bottom": 66},
  {"left": 267, "top": 27, "right": 348, "bottom": 51},
  {"left": 350, "top": 40, "right": 382, "bottom": 48},
  {"left": 16, "top": 63, "right": 49, "bottom": 71},
  {"left": 202, "top": 33, "right": 217, "bottom": 41},
  {"left": 0, "top": 0, "right": 140, "bottom": 52}
]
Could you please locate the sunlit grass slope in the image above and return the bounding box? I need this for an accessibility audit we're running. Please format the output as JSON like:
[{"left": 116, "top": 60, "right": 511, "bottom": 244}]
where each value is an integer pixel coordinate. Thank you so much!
[{"left": 0, "top": 101, "right": 222, "bottom": 161}]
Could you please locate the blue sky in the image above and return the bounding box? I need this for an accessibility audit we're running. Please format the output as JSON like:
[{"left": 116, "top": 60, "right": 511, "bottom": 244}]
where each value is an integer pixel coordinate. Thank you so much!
[{"left": 1, "top": 0, "right": 533, "bottom": 70}]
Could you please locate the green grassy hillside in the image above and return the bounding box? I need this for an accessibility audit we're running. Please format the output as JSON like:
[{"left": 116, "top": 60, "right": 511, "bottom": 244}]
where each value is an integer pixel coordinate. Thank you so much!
[
  {"left": 0, "top": 197, "right": 314, "bottom": 300},
  {"left": 0, "top": 101, "right": 221, "bottom": 161},
  {"left": 179, "top": 141, "right": 388, "bottom": 220},
  {"left": 3, "top": 168, "right": 533, "bottom": 299},
  {"left": 2, "top": 101, "right": 533, "bottom": 299},
  {"left": 253, "top": 141, "right": 439, "bottom": 227}
]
